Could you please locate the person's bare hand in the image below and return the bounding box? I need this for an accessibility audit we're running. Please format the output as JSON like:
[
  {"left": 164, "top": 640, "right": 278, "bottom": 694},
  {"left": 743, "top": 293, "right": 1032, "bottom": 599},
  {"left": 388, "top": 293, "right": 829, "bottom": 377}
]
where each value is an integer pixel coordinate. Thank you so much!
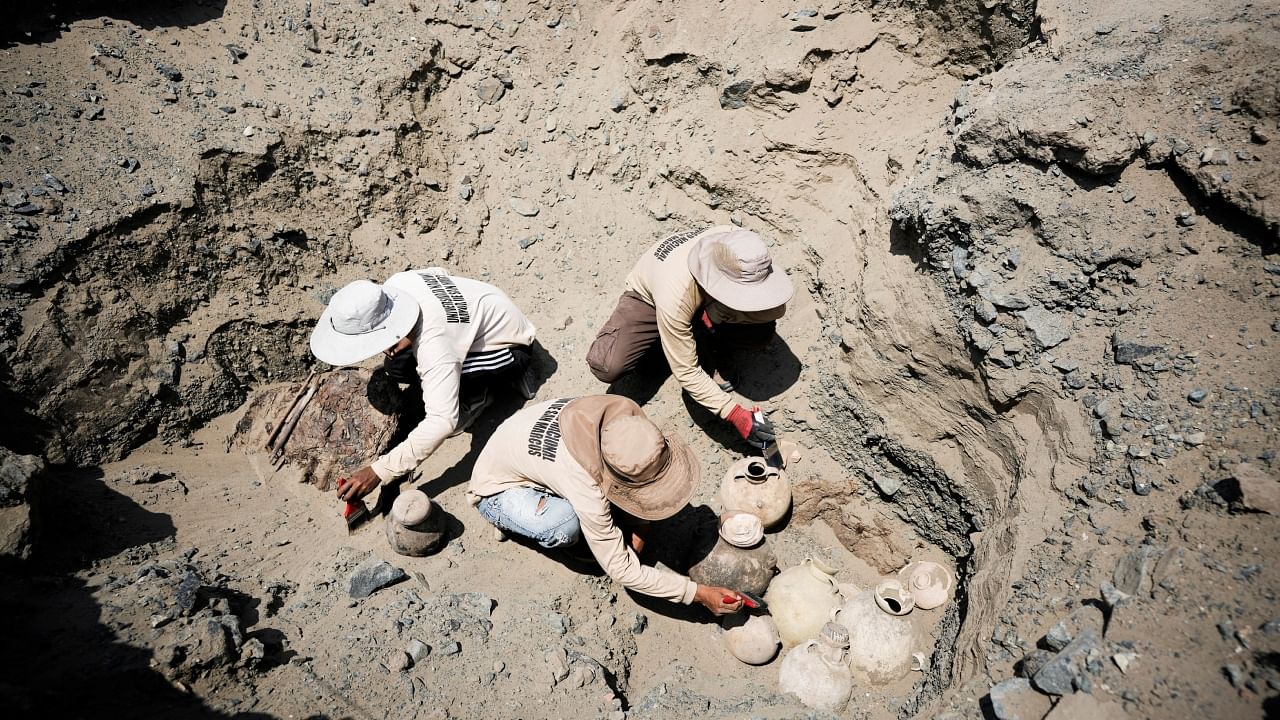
[
  {"left": 336, "top": 465, "right": 381, "bottom": 502},
  {"left": 694, "top": 584, "right": 745, "bottom": 615}
]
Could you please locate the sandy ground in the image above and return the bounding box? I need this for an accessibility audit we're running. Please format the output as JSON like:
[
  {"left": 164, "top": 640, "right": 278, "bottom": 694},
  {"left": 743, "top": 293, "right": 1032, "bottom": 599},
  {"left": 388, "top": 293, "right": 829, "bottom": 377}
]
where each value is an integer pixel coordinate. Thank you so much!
[{"left": 1, "top": 0, "right": 1277, "bottom": 718}]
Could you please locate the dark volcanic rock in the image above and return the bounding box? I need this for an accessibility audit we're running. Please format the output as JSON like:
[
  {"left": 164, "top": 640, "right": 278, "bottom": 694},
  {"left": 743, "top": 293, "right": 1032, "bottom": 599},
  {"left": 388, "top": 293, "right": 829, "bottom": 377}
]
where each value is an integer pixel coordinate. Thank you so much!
[{"left": 348, "top": 556, "right": 407, "bottom": 598}]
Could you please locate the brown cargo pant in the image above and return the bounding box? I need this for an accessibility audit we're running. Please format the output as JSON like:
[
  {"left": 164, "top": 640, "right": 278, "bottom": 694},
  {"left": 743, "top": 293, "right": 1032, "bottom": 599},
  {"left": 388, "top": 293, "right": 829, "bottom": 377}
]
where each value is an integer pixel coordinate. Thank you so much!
[{"left": 586, "top": 290, "right": 775, "bottom": 384}]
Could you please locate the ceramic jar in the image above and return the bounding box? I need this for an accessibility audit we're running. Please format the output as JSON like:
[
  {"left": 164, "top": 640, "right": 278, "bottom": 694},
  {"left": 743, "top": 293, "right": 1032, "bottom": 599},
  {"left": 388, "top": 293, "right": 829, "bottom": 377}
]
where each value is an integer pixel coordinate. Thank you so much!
[
  {"left": 720, "top": 457, "right": 791, "bottom": 530},
  {"left": 764, "top": 557, "right": 842, "bottom": 647},
  {"left": 898, "top": 561, "right": 953, "bottom": 610},
  {"left": 778, "top": 621, "right": 854, "bottom": 711},
  {"left": 688, "top": 513, "right": 777, "bottom": 596},
  {"left": 874, "top": 577, "right": 915, "bottom": 616},
  {"left": 720, "top": 612, "right": 781, "bottom": 665},
  {"left": 830, "top": 587, "right": 916, "bottom": 685},
  {"left": 385, "top": 489, "right": 446, "bottom": 557}
]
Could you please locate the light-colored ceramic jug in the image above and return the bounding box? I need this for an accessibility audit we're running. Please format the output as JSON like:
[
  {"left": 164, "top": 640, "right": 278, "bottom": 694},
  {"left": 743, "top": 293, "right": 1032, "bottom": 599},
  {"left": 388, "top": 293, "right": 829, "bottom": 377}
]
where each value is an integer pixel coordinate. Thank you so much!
[
  {"left": 830, "top": 586, "right": 916, "bottom": 685},
  {"left": 898, "top": 561, "right": 953, "bottom": 610},
  {"left": 764, "top": 557, "right": 841, "bottom": 647},
  {"left": 385, "top": 489, "right": 446, "bottom": 557},
  {"left": 778, "top": 621, "right": 854, "bottom": 711},
  {"left": 720, "top": 457, "right": 791, "bottom": 529},
  {"left": 720, "top": 612, "right": 781, "bottom": 665},
  {"left": 689, "top": 512, "right": 777, "bottom": 596}
]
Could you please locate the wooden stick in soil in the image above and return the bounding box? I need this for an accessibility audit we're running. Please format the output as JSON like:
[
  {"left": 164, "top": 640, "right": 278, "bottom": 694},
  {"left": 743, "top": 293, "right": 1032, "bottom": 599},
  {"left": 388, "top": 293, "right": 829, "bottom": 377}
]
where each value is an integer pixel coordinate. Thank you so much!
[
  {"left": 264, "top": 369, "right": 318, "bottom": 450},
  {"left": 270, "top": 377, "right": 319, "bottom": 460}
]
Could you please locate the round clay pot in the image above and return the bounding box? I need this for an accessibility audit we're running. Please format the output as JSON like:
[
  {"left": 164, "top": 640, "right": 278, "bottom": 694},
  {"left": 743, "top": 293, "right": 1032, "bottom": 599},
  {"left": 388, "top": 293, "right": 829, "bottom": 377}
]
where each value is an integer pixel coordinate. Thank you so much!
[
  {"left": 764, "top": 557, "right": 841, "bottom": 647},
  {"left": 898, "top": 561, "right": 953, "bottom": 610},
  {"left": 830, "top": 590, "right": 916, "bottom": 685},
  {"left": 689, "top": 513, "right": 777, "bottom": 596},
  {"left": 385, "top": 489, "right": 446, "bottom": 557},
  {"left": 720, "top": 457, "right": 791, "bottom": 530},
  {"left": 720, "top": 612, "right": 781, "bottom": 665},
  {"left": 873, "top": 577, "right": 915, "bottom": 616},
  {"left": 777, "top": 621, "right": 853, "bottom": 711}
]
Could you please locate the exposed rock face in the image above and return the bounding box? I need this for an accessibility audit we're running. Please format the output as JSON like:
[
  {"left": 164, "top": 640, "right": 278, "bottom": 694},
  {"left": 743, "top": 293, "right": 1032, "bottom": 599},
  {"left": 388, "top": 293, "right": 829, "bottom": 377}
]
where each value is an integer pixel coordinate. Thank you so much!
[{"left": 0, "top": 448, "right": 43, "bottom": 561}]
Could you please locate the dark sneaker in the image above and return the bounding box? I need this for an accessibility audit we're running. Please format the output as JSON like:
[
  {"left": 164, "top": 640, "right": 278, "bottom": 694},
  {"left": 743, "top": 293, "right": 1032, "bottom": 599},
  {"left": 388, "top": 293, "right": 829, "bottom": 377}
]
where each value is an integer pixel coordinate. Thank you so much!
[
  {"left": 449, "top": 389, "right": 493, "bottom": 437},
  {"left": 515, "top": 363, "right": 538, "bottom": 400}
]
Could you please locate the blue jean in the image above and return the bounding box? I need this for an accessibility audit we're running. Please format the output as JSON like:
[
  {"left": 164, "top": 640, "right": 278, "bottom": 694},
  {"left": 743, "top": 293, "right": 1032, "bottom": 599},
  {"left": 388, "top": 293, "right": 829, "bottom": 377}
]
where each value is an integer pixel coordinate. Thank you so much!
[{"left": 476, "top": 486, "right": 581, "bottom": 549}]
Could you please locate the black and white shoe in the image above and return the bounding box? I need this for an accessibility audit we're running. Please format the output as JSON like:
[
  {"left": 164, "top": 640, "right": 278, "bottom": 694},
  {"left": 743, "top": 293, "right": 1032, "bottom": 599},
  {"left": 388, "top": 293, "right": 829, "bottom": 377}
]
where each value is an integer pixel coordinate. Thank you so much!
[{"left": 448, "top": 389, "right": 493, "bottom": 437}]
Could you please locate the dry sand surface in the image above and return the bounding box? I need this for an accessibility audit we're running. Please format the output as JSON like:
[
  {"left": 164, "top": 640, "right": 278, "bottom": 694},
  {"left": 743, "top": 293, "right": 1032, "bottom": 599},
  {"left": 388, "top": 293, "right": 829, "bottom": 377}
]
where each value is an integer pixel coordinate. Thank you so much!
[{"left": 0, "top": 0, "right": 1277, "bottom": 718}]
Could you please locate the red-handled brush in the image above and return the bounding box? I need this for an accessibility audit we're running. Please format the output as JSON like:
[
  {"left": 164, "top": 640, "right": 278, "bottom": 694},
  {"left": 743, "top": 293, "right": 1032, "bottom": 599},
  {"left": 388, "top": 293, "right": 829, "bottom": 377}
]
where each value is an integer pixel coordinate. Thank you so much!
[
  {"left": 722, "top": 590, "right": 767, "bottom": 610},
  {"left": 338, "top": 479, "right": 372, "bottom": 534}
]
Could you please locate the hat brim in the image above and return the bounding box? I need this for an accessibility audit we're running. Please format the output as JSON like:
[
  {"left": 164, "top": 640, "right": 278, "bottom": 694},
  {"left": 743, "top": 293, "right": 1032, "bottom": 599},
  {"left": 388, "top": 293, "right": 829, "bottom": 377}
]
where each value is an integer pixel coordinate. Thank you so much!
[
  {"left": 604, "top": 431, "right": 699, "bottom": 522},
  {"left": 309, "top": 284, "right": 421, "bottom": 367},
  {"left": 688, "top": 232, "right": 794, "bottom": 312}
]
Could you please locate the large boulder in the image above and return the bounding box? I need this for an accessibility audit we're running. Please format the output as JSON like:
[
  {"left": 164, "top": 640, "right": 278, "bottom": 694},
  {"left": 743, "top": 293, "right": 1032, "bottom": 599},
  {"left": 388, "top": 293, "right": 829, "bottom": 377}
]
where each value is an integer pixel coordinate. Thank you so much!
[{"left": 0, "top": 448, "right": 44, "bottom": 562}]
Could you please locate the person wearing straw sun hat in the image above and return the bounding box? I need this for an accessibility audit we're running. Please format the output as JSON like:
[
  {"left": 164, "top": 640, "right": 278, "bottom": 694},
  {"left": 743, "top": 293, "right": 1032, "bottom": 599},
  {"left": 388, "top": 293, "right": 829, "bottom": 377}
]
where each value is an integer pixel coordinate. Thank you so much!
[
  {"left": 586, "top": 226, "right": 793, "bottom": 448},
  {"left": 310, "top": 268, "right": 537, "bottom": 503},
  {"left": 468, "top": 395, "right": 746, "bottom": 614}
]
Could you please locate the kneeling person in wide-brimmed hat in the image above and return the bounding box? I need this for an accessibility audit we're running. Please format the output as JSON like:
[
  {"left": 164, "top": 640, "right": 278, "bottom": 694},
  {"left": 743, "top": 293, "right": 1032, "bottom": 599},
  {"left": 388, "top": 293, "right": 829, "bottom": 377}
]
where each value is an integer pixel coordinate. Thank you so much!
[
  {"left": 310, "top": 268, "right": 537, "bottom": 502},
  {"left": 468, "top": 395, "right": 746, "bottom": 615},
  {"left": 586, "top": 226, "right": 793, "bottom": 449}
]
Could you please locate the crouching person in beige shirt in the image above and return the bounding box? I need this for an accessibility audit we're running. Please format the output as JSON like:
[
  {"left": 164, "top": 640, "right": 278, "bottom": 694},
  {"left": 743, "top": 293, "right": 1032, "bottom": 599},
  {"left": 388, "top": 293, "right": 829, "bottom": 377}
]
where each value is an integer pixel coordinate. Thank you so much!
[{"left": 468, "top": 395, "right": 746, "bottom": 615}]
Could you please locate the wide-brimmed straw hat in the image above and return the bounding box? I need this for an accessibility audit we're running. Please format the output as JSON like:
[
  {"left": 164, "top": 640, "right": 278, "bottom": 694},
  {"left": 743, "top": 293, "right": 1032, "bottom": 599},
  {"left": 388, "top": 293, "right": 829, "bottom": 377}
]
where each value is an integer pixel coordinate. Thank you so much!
[
  {"left": 598, "top": 414, "right": 698, "bottom": 521},
  {"left": 309, "top": 279, "right": 421, "bottom": 366},
  {"left": 687, "top": 228, "right": 794, "bottom": 312}
]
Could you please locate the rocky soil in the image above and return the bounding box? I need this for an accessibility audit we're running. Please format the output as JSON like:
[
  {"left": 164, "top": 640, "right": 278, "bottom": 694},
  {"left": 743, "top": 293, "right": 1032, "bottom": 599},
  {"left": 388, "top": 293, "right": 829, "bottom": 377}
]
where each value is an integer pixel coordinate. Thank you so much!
[{"left": 1, "top": 0, "right": 1276, "bottom": 718}]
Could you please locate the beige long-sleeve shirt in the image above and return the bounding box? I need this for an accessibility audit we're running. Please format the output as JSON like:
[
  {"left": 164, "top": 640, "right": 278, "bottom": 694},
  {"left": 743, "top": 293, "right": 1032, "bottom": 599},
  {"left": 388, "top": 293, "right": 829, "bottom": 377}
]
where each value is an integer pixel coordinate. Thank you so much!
[
  {"left": 624, "top": 226, "right": 737, "bottom": 419},
  {"left": 467, "top": 398, "right": 698, "bottom": 605},
  {"left": 370, "top": 269, "right": 536, "bottom": 482}
]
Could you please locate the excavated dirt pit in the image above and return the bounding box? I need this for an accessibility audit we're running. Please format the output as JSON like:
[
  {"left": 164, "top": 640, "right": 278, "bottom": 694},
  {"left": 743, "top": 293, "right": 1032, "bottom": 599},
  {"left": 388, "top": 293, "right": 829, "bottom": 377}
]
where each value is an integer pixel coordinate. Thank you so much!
[{"left": 2, "top": 1, "right": 1277, "bottom": 719}]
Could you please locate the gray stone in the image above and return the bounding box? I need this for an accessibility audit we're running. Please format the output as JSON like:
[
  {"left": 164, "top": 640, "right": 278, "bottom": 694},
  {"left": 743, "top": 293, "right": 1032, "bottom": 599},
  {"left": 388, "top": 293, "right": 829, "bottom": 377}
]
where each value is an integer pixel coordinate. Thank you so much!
[
  {"left": 630, "top": 613, "right": 648, "bottom": 635},
  {"left": 476, "top": 77, "right": 506, "bottom": 104},
  {"left": 1188, "top": 388, "right": 1208, "bottom": 404},
  {"left": 1031, "top": 628, "right": 1100, "bottom": 695},
  {"left": 1113, "top": 545, "right": 1162, "bottom": 595},
  {"left": 987, "top": 677, "right": 1053, "bottom": 720},
  {"left": 407, "top": 639, "right": 431, "bottom": 662},
  {"left": 1099, "top": 581, "right": 1131, "bottom": 609},
  {"left": 304, "top": 28, "right": 320, "bottom": 53},
  {"left": 1017, "top": 648, "right": 1055, "bottom": 679},
  {"left": 975, "top": 300, "right": 998, "bottom": 324},
  {"left": 1112, "top": 334, "right": 1164, "bottom": 365},
  {"left": 720, "top": 80, "right": 753, "bottom": 110},
  {"left": 518, "top": 234, "right": 541, "bottom": 250},
  {"left": 1020, "top": 306, "right": 1071, "bottom": 348},
  {"left": 1200, "top": 147, "right": 1231, "bottom": 166},
  {"left": 154, "top": 62, "right": 183, "bottom": 81},
  {"left": 951, "top": 247, "right": 970, "bottom": 279},
  {"left": 509, "top": 197, "right": 539, "bottom": 217},
  {"left": 388, "top": 650, "right": 412, "bottom": 672},
  {"left": 441, "top": 641, "right": 462, "bottom": 656},
  {"left": 0, "top": 448, "right": 43, "bottom": 562},
  {"left": 1044, "top": 605, "right": 1104, "bottom": 652},
  {"left": 990, "top": 293, "right": 1031, "bottom": 310},
  {"left": 348, "top": 556, "right": 407, "bottom": 598},
  {"left": 1234, "top": 462, "right": 1280, "bottom": 514},
  {"left": 240, "top": 637, "right": 266, "bottom": 667},
  {"left": 41, "top": 174, "right": 68, "bottom": 193},
  {"left": 873, "top": 474, "right": 901, "bottom": 496},
  {"left": 609, "top": 91, "right": 628, "bottom": 112}
]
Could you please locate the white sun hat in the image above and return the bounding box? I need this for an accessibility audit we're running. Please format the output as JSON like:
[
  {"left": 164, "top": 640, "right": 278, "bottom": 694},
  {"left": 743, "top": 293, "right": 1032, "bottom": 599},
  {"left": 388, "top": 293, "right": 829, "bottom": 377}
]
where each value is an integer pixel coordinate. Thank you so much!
[
  {"left": 309, "top": 280, "right": 421, "bottom": 366},
  {"left": 687, "top": 228, "right": 794, "bottom": 312}
]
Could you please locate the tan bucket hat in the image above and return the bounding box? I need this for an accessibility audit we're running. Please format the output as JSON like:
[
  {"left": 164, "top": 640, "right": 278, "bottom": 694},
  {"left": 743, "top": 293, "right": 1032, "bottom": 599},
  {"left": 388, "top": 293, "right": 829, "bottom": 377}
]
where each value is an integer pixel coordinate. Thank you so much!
[
  {"left": 309, "top": 279, "right": 421, "bottom": 367},
  {"left": 562, "top": 396, "right": 699, "bottom": 521},
  {"left": 687, "top": 228, "right": 794, "bottom": 312}
]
